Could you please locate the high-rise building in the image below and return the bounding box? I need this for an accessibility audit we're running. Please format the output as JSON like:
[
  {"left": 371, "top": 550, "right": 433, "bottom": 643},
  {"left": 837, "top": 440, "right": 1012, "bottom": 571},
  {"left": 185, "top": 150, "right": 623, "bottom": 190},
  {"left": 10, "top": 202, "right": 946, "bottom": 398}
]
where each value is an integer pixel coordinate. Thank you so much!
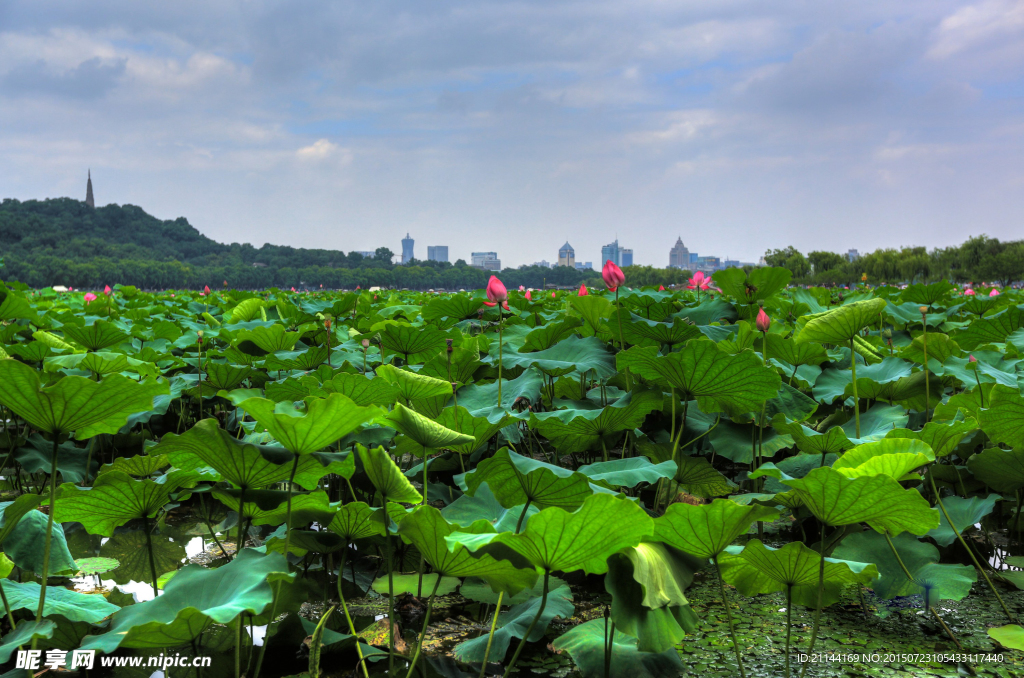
[
  {"left": 353, "top": 250, "right": 376, "bottom": 259},
  {"left": 558, "top": 242, "right": 575, "bottom": 267},
  {"left": 601, "top": 240, "right": 621, "bottom": 267},
  {"left": 669, "top": 237, "right": 689, "bottom": 268},
  {"left": 471, "top": 252, "right": 501, "bottom": 271},
  {"left": 85, "top": 170, "right": 94, "bottom": 208},
  {"left": 846, "top": 249, "right": 860, "bottom": 262},
  {"left": 427, "top": 246, "right": 449, "bottom": 263},
  {"left": 401, "top": 233, "right": 415, "bottom": 263},
  {"left": 575, "top": 261, "right": 593, "bottom": 271},
  {"left": 620, "top": 249, "right": 633, "bottom": 267},
  {"left": 533, "top": 260, "right": 553, "bottom": 268}
]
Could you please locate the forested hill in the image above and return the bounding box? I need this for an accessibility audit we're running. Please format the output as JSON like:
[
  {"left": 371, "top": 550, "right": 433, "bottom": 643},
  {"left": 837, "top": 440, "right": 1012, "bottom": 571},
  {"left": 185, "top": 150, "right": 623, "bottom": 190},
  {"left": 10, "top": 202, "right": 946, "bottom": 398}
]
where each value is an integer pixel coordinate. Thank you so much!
[{"left": 0, "top": 198, "right": 605, "bottom": 290}]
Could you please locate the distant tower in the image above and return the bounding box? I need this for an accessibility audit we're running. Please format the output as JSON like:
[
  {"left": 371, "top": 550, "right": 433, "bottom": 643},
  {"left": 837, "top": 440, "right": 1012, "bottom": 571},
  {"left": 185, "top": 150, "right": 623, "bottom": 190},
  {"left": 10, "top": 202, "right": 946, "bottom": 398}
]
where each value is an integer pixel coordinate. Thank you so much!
[
  {"left": 669, "top": 237, "right": 689, "bottom": 268},
  {"left": 558, "top": 241, "right": 575, "bottom": 267},
  {"left": 85, "top": 170, "right": 95, "bottom": 208},
  {"left": 401, "top": 233, "right": 414, "bottom": 264}
]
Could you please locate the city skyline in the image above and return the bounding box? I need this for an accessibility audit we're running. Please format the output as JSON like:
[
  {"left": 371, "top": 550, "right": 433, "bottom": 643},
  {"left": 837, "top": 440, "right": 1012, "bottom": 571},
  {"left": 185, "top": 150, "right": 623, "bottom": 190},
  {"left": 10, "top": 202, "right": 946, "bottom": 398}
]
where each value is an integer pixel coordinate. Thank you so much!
[{"left": 4, "top": 1, "right": 1020, "bottom": 269}]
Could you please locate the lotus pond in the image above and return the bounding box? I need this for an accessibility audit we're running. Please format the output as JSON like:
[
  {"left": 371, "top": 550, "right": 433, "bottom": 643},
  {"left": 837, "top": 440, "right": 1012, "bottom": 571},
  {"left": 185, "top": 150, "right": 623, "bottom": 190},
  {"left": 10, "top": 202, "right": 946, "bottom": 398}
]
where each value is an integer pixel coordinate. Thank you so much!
[{"left": 0, "top": 271, "right": 1023, "bottom": 678}]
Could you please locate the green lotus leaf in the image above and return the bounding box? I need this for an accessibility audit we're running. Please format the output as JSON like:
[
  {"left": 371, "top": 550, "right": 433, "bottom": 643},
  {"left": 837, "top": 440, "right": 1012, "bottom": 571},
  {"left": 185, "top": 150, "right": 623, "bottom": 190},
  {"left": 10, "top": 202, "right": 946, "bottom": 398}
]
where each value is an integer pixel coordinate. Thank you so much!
[
  {"left": 933, "top": 385, "right": 990, "bottom": 423},
  {"left": 0, "top": 580, "right": 119, "bottom": 622},
  {"left": 927, "top": 493, "right": 1000, "bottom": 547},
  {"left": 80, "top": 549, "right": 292, "bottom": 653},
  {"left": 100, "top": 529, "right": 186, "bottom": 586},
  {"left": 979, "top": 384, "right": 1024, "bottom": 448},
  {"left": 900, "top": 332, "right": 961, "bottom": 368},
  {"left": 796, "top": 298, "right": 887, "bottom": 345},
  {"left": 440, "top": 482, "right": 538, "bottom": 532},
  {"left": 216, "top": 489, "right": 336, "bottom": 527},
  {"left": 357, "top": 444, "right": 422, "bottom": 503},
  {"left": 551, "top": 618, "right": 684, "bottom": 678},
  {"left": 375, "top": 364, "right": 453, "bottom": 403},
  {"left": 454, "top": 367, "right": 544, "bottom": 418},
  {"left": 613, "top": 309, "right": 702, "bottom": 347},
  {"left": 0, "top": 621, "right": 55, "bottom": 664},
  {"left": 402, "top": 406, "right": 513, "bottom": 458},
  {"left": 604, "top": 542, "right": 700, "bottom": 652},
  {"left": 523, "top": 317, "right": 584, "bottom": 351},
  {"left": 235, "top": 324, "right": 302, "bottom": 354},
  {"left": 531, "top": 388, "right": 662, "bottom": 454},
  {"left": 453, "top": 585, "right": 575, "bottom": 663},
  {"left": 884, "top": 417, "right": 977, "bottom": 458},
  {"left": 654, "top": 499, "right": 779, "bottom": 559},
  {"left": 812, "top": 357, "right": 912, "bottom": 404},
  {"left": 0, "top": 286, "right": 34, "bottom": 321},
  {"left": 375, "top": 321, "right": 448, "bottom": 362},
  {"left": 383, "top": 402, "right": 475, "bottom": 452},
  {"left": 14, "top": 434, "right": 94, "bottom": 484},
  {"left": 713, "top": 266, "right": 792, "bottom": 304},
  {"left": 899, "top": 280, "right": 954, "bottom": 306},
  {"left": 450, "top": 493, "right": 653, "bottom": 574},
  {"left": 763, "top": 333, "right": 829, "bottom": 367},
  {"left": 99, "top": 454, "right": 170, "bottom": 478},
  {"left": 421, "top": 295, "right": 486, "bottom": 322},
  {"left": 74, "top": 556, "right": 120, "bottom": 576},
  {"left": 2, "top": 504, "right": 77, "bottom": 576},
  {"left": 569, "top": 295, "right": 614, "bottom": 336},
  {"left": 708, "top": 419, "right": 793, "bottom": 464},
  {"left": 327, "top": 501, "right": 386, "bottom": 540},
  {"left": 765, "top": 382, "right": 819, "bottom": 423},
  {"left": 966, "top": 447, "right": 1024, "bottom": 493},
  {"left": 833, "top": 531, "right": 976, "bottom": 604},
  {"left": 464, "top": 447, "right": 593, "bottom": 511},
  {"left": 955, "top": 305, "right": 1024, "bottom": 350},
  {"left": 672, "top": 455, "right": 736, "bottom": 498},
  {"left": 498, "top": 335, "right": 616, "bottom": 379},
  {"left": 988, "top": 624, "right": 1024, "bottom": 651},
  {"left": 201, "top": 362, "right": 253, "bottom": 390},
  {"left": 0, "top": 495, "right": 44, "bottom": 545},
  {"left": 0, "top": 360, "right": 168, "bottom": 437},
  {"left": 44, "top": 351, "right": 159, "bottom": 377},
  {"left": 397, "top": 506, "right": 537, "bottom": 594},
  {"left": 239, "top": 393, "right": 380, "bottom": 455},
  {"left": 55, "top": 471, "right": 177, "bottom": 537},
  {"left": 772, "top": 416, "right": 856, "bottom": 456},
  {"left": 943, "top": 353, "right": 1021, "bottom": 390},
  {"left": 617, "top": 340, "right": 781, "bottom": 415},
  {"left": 832, "top": 439, "right": 935, "bottom": 479},
  {"left": 781, "top": 466, "right": 938, "bottom": 535},
  {"left": 61, "top": 319, "right": 129, "bottom": 351},
  {"left": 371, "top": 572, "right": 461, "bottom": 597},
  {"left": 840, "top": 403, "right": 909, "bottom": 443},
  {"left": 324, "top": 372, "right": 400, "bottom": 406},
  {"left": 576, "top": 457, "right": 676, "bottom": 488},
  {"left": 226, "top": 297, "right": 265, "bottom": 323},
  {"left": 718, "top": 539, "right": 878, "bottom": 608}
]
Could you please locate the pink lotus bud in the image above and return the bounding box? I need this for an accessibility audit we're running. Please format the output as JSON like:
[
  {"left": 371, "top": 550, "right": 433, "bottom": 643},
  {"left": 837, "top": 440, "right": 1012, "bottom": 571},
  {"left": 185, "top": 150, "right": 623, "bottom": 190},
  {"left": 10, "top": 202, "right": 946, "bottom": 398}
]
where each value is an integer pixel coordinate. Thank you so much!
[
  {"left": 756, "top": 307, "right": 771, "bottom": 333},
  {"left": 103, "top": 285, "right": 112, "bottom": 295},
  {"left": 964, "top": 288, "right": 975, "bottom": 296},
  {"left": 84, "top": 292, "right": 97, "bottom": 303},
  {"left": 990, "top": 289, "right": 1000, "bottom": 297},
  {"left": 291, "top": 287, "right": 296, "bottom": 292},
  {"left": 969, "top": 354, "right": 977, "bottom": 363},
  {"left": 602, "top": 260, "right": 625, "bottom": 292},
  {"left": 361, "top": 339, "right": 370, "bottom": 348},
  {"left": 551, "top": 291, "right": 556, "bottom": 298},
  {"left": 204, "top": 285, "right": 211, "bottom": 294},
  {"left": 525, "top": 290, "right": 532, "bottom": 301},
  {"left": 658, "top": 285, "right": 665, "bottom": 291},
  {"left": 519, "top": 285, "right": 525, "bottom": 292},
  {"left": 486, "top": 276, "right": 508, "bottom": 304},
  {"left": 578, "top": 284, "right": 588, "bottom": 296}
]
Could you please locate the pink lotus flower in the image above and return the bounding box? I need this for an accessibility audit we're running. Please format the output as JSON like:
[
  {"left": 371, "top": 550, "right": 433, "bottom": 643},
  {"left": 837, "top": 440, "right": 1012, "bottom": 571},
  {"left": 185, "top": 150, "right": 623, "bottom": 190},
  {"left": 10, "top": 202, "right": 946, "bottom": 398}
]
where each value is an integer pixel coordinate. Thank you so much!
[
  {"left": 756, "top": 307, "right": 771, "bottom": 333},
  {"left": 103, "top": 285, "right": 112, "bottom": 295},
  {"left": 484, "top": 276, "right": 508, "bottom": 306},
  {"left": 204, "top": 285, "right": 211, "bottom": 294},
  {"left": 687, "top": 271, "right": 710, "bottom": 291},
  {"left": 658, "top": 285, "right": 665, "bottom": 291},
  {"left": 525, "top": 290, "right": 532, "bottom": 301},
  {"left": 356, "top": 285, "right": 361, "bottom": 290},
  {"left": 602, "top": 260, "right": 625, "bottom": 292},
  {"left": 578, "top": 284, "right": 588, "bottom": 296},
  {"left": 291, "top": 287, "right": 296, "bottom": 292},
  {"left": 964, "top": 288, "right": 976, "bottom": 296},
  {"left": 551, "top": 291, "right": 556, "bottom": 298},
  {"left": 519, "top": 285, "right": 525, "bottom": 292},
  {"left": 990, "top": 289, "right": 1000, "bottom": 297},
  {"left": 84, "top": 292, "right": 97, "bottom": 303}
]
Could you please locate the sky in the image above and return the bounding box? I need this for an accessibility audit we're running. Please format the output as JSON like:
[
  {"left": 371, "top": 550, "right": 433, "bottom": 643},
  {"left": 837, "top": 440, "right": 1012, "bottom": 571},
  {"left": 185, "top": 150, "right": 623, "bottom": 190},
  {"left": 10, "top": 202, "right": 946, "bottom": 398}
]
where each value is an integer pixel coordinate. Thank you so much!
[{"left": 1, "top": 1, "right": 1022, "bottom": 268}]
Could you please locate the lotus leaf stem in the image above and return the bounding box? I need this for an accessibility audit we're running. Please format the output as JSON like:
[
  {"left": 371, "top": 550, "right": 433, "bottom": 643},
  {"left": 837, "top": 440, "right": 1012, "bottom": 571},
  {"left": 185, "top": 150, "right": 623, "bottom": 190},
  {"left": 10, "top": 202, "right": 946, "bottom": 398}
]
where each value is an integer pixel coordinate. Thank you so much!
[
  {"left": 404, "top": 573, "right": 443, "bottom": 678},
  {"left": 32, "top": 435, "right": 60, "bottom": 649},
  {"left": 849, "top": 338, "right": 860, "bottom": 439},
  {"left": 712, "top": 555, "right": 746, "bottom": 678},
  {"left": 503, "top": 569, "right": 549, "bottom": 678},
  {"left": 478, "top": 590, "right": 504, "bottom": 678},
  {"left": 798, "top": 527, "right": 826, "bottom": 678}
]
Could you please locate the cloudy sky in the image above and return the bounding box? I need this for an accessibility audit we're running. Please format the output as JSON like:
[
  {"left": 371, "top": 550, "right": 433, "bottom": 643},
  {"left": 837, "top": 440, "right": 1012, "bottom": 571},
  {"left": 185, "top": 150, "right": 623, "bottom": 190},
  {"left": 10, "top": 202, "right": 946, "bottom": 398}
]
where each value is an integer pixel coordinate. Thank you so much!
[{"left": 1, "top": 1, "right": 1022, "bottom": 267}]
